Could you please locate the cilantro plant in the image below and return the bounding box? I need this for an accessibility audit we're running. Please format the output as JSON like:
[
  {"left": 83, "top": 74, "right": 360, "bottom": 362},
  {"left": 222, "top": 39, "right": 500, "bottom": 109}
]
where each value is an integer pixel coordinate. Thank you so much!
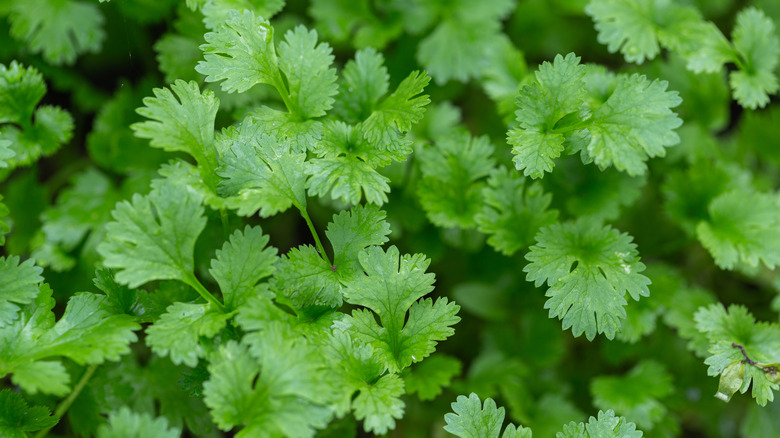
[{"left": 2, "top": 0, "right": 780, "bottom": 437}]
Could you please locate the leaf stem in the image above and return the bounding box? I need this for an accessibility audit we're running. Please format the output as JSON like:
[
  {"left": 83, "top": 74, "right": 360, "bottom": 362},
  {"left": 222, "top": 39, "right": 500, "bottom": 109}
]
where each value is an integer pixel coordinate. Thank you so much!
[
  {"left": 272, "top": 73, "right": 300, "bottom": 120},
  {"left": 219, "top": 208, "right": 230, "bottom": 241},
  {"left": 34, "top": 364, "right": 99, "bottom": 438},
  {"left": 299, "top": 207, "right": 332, "bottom": 267},
  {"left": 186, "top": 274, "right": 226, "bottom": 313}
]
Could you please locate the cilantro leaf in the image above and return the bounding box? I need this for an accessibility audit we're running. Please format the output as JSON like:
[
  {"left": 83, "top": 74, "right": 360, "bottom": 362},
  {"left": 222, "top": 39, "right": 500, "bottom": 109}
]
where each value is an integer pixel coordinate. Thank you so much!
[
  {"left": 96, "top": 408, "right": 181, "bottom": 438},
  {"left": 0, "top": 62, "right": 74, "bottom": 169},
  {"left": 201, "top": 0, "right": 286, "bottom": 30},
  {"left": 326, "top": 204, "right": 391, "bottom": 276},
  {"left": 306, "top": 121, "right": 393, "bottom": 205},
  {"left": 0, "top": 61, "right": 45, "bottom": 125},
  {"left": 417, "top": 132, "right": 496, "bottom": 228},
  {"left": 586, "top": 72, "right": 682, "bottom": 175},
  {"left": 277, "top": 26, "right": 338, "bottom": 119},
  {"left": 34, "top": 168, "right": 120, "bottom": 271},
  {"left": 0, "top": 256, "right": 43, "bottom": 327},
  {"left": 695, "top": 190, "right": 780, "bottom": 270},
  {"left": 323, "top": 330, "right": 405, "bottom": 434},
  {"left": 131, "top": 80, "right": 220, "bottom": 190},
  {"left": 524, "top": 219, "right": 651, "bottom": 340},
  {"left": 146, "top": 302, "right": 232, "bottom": 367},
  {"left": 274, "top": 205, "right": 390, "bottom": 314},
  {"left": 591, "top": 361, "right": 673, "bottom": 429},
  {"left": 210, "top": 225, "right": 278, "bottom": 311},
  {"left": 694, "top": 304, "right": 780, "bottom": 406},
  {"left": 353, "top": 374, "right": 404, "bottom": 434},
  {"left": 443, "top": 393, "right": 531, "bottom": 438},
  {"left": 405, "top": 354, "right": 462, "bottom": 401},
  {"left": 585, "top": 0, "right": 711, "bottom": 64},
  {"left": 416, "top": 0, "right": 515, "bottom": 84},
  {"left": 508, "top": 53, "right": 587, "bottom": 178},
  {"left": 274, "top": 245, "right": 341, "bottom": 312},
  {"left": 729, "top": 7, "right": 780, "bottom": 109},
  {"left": 0, "top": 285, "right": 139, "bottom": 395},
  {"left": 217, "top": 120, "right": 308, "bottom": 217},
  {"left": 475, "top": 166, "right": 559, "bottom": 255},
  {"left": 557, "top": 410, "right": 643, "bottom": 438},
  {"left": 361, "top": 70, "right": 430, "bottom": 148},
  {"left": 197, "top": 10, "right": 279, "bottom": 94},
  {"left": 335, "top": 47, "right": 389, "bottom": 123},
  {"left": 509, "top": 53, "right": 681, "bottom": 177},
  {"left": 98, "top": 179, "right": 207, "bottom": 288},
  {"left": 7, "top": 0, "right": 104, "bottom": 65},
  {"left": 0, "top": 389, "right": 58, "bottom": 437},
  {"left": 203, "top": 325, "right": 332, "bottom": 437},
  {"left": 340, "top": 246, "right": 460, "bottom": 372}
]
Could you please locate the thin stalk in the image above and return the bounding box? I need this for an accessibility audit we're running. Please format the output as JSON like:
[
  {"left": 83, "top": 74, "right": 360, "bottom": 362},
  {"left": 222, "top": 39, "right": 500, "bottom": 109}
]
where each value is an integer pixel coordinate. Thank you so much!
[
  {"left": 34, "top": 364, "right": 99, "bottom": 438},
  {"left": 299, "top": 207, "right": 332, "bottom": 267},
  {"left": 272, "top": 74, "right": 300, "bottom": 120},
  {"left": 186, "top": 274, "right": 226, "bottom": 313},
  {"left": 219, "top": 208, "right": 230, "bottom": 241}
]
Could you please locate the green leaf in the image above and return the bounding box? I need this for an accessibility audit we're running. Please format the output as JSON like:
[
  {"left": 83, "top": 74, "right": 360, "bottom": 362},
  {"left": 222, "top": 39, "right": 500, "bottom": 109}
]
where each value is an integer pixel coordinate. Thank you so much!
[
  {"left": 0, "top": 61, "right": 45, "bottom": 125},
  {"left": 335, "top": 47, "right": 389, "bottom": 123},
  {"left": 405, "top": 354, "right": 462, "bottom": 401},
  {"left": 96, "top": 407, "right": 181, "bottom": 438},
  {"left": 695, "top": 190, "right": 780, "bottom": 270},
  {"left": 417, "top": 132, "right": 496, "bottom": 228},
  {"left": 361, "top": 70, "right": 430, "bottom": 148},
  {"left": 585, "top": 0, "right": 712, "bottom": 64},
  {"left": 476, "top": 166, "right": 559, "bottom": 255},
  {"left": 131, "top": 80, "right": 220, "bottom": 188},
  {"left": 557, "top": 410, "right": 643, "bottom": 438},
  {"left": 0, "top": 285, "right": 139, "bottom": 395},
  {"left": 729, "top": 7, "right": 780, "bottom": 109},
  {"left": 591, "top": 361, "right": 673, "bottom": 429},
  {"left": 277, "top": 25, "right": 338, "bottom": 118},
  {"left": 197, "top": 10, "right": 280, "bottom": 93},
  {"left": 7, "top": 0, "right": 104, "bottom": 65},
  {"left": 508, "top": 53, "right": 586, "bottom": 178},
  {"left": 0, "top": 62, "right": 74, "bottom": 168},
  {"left": 524, "top": 219, "right": 650, "bottom": 341},
  {"left": 217, "top": 120, "right": 308, "bottom": 217},
  {"left": 416, "top": 0, "right": 515, "bottom": 84},
  {"left": 0, "top": 390, "right": 58, "bottom": 437},
  {"left": 326, "top": 204, "right": 391, "bottom": 277},
  {"left": 444, "top": 393, "right": 531, "bottom": 438},
  {"left": 0, "top": 140, "right": 13, "bottom": 168},
  {"left": 306, "top": 121, "right": 393, "bottom": 205},
  {"left": 340, "top": 246, "right": 460, "bottom": 372},
  {"left": 146, "top": 302, "right": 231, "bottom": 367},
  {"left": 695, "top": 304, "right": 780, "bottom": 406},
  {"left": 0, "top": 256, "right": 43, "bottom": 327},
  {"left": 353, "top": 373, "right": 405, "bottom": 435},
  {"left": 203, "top": 325, "right": 332, "bottom": 437},
  {"left": 210, "top": 225, "right": 278, "bottom": 311},
  {"left": 201, "top": 0, "right": 286, "bottom": 30},
  {"left": 98, "top": 179, "right": 207, "bottom": 288},
  {"left": 274, "top": 245, "right": 341, "bottom": 311},
  {"left": 35, "top": 168, "right": 120, "bottom": 269},
  {"left": 322, "top": 330, "right": 404, "bottom": 433},
  {"left": 586, "top": 73, "right": 682, "bottom": 176}
]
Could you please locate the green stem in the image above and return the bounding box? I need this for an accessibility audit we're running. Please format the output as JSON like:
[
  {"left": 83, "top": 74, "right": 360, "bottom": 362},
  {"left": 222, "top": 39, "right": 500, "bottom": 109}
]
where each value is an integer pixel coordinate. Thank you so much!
[
  {"left": 34, "top": 364, "right": 99, "bottom": 438},
  {"left": 272, "top": 73, "right": 300, "bottom": 120},
  {"left": 299, "top": 207, "right": 332, "bottom": 267},
  {"left": 551, "top": 120, "right": 591, "bottom": 135},
  {"left": 219, "top": 208, "right": 230, "bottom": 241},
  {"left": 186, "top": 274, "right": 226, "bottom": 313}
]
